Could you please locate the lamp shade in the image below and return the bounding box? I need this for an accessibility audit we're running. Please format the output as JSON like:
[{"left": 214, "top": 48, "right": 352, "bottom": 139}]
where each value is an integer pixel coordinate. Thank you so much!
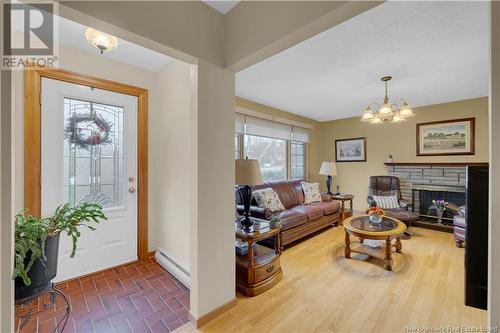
[
  {"left": 235, "top": 159, "right": 262, "bottom": 185},
  {"left": 319, "top": 161, "right": 337, "bottom": 176}
]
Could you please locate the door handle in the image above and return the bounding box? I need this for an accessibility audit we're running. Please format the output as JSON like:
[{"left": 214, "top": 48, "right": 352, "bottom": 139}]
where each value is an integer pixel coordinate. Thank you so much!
[{"left": 129, "top": 187, "right": 136, "bottom": 193}]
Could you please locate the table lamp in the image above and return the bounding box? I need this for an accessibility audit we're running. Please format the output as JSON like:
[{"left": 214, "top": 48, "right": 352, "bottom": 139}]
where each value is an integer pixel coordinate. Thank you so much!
[
  {"left": 235, "top": 158, "right": 263, "bottom": 229},
  {"left": 319, "top": 161, "right": 338, "bottom": 195}
]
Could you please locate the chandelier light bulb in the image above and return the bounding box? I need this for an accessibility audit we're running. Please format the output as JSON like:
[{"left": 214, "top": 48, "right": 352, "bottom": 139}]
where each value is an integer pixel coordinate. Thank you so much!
[
  {"left": 379, "top": 102, "right": 392, "bottom": 116},
  {"left": 399, "top": 102, "right": 414, "bottom": 118},
  {"left": 369, "top": 116, "right": 383, "bottom": 124},
  {"left": 391, "top": 111, "right": 405, "bottom": 123},
  {"left": 361, "top": 106, "right": 374, "bottom": 121}
]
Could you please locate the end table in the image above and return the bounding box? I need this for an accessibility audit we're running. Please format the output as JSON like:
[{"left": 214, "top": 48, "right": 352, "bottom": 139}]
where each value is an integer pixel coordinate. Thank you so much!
[
  {"left": 235, "top": 219, "right": 282, "bottom": 296},
  {"left": 332, "top": 194, "right": 354, "bottom": 221}
]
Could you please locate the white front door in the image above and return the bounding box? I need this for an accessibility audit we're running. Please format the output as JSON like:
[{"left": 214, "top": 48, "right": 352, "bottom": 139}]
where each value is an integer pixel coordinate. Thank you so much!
[{"left": 41, "top": 77, "right": 138, "bottom": 282}]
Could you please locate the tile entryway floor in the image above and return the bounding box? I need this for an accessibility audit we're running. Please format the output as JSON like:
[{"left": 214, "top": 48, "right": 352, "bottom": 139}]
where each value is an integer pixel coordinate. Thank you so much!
[{"left": 16, "top": 259, "right": 190, "bottom": 333}]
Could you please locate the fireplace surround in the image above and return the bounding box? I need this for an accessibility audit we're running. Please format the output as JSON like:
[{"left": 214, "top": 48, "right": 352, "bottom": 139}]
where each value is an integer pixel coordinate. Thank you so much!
[
  {"left": 411, "top": 184, "right": 466, "bottom": 223},
  {"left": 385, "top": 162, "right": 487, "bottom": 231}
]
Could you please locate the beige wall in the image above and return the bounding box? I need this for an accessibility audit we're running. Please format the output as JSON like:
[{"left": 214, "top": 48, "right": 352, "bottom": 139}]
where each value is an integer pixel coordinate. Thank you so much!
[
  {"left": 11, "top": 44, "right": 195, "bottom": 258},
  {"left": 61, "top": 1, "right": 225, "bottom": 67},
  {"left": 318, "top": 97, "right": 489, "bottom": 209},
  {"left": 149, "top": 59, "right": 194, "bottom": 271},
  {"left": 236, "top": 97, "right": 489, "bottom": 211},
  {"left": 489, "top": 2, "right": 500, "bottom": 326},
  {"left": 0, "top": 67, "right": 13, "bottom": 332},
  {"left": 190, "top": 60, "right": 235, "bottom": 318}
]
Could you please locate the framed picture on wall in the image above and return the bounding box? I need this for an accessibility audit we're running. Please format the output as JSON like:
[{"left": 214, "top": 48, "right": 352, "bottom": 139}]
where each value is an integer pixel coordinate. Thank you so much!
[
  {"left": 416, "top": 118, "right": 475, "bottom": 156},
  {"left": 335, "top": 137, "right": 366, "bottom": 162}
]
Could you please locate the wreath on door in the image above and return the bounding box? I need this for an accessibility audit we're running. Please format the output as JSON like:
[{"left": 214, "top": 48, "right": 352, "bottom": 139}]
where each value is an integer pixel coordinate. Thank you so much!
[{"left": 65, "top": 113, "right": 113, "bottom": 149}]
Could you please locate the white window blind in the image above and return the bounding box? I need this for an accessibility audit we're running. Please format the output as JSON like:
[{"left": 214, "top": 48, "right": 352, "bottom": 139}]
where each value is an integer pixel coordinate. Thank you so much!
[
  {"left": 292, "top": 126, "right": 310, "bottom": 143},
  {"left": 245, "top": 116, "right": 292, "bottom": 140},
  {"left": 235, "top": 113, "right": 245, "bottom": 134}
]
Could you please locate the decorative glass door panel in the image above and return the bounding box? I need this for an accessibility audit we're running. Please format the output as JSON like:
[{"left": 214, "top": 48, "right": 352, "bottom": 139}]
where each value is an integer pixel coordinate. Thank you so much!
[
  {"left": 41, "top": 78, "right": 138, "bottom": 282},
  {"left": 63, "top": 98, "right": 124, "bottom": 208}
]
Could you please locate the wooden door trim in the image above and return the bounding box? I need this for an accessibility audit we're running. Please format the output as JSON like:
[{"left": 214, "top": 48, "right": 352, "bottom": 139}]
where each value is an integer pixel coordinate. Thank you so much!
[{"left": 24, "top": 66, "right": 149, "bottom": 260}]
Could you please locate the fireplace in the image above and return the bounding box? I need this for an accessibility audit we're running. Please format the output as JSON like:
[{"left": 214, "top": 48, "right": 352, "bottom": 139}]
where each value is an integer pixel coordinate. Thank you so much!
[{"left": 411, "top": 184, "right": 466, "bottom": 224}]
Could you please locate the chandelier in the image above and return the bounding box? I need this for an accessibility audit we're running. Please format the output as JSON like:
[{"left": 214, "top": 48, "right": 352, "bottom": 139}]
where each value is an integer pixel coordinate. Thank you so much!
[{"left": 361, "top": 76, "right": 414, "bottom": 124}]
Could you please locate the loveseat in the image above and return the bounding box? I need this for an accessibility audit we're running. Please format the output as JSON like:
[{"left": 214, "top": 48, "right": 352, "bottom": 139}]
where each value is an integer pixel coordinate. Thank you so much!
[{"left": 236, "top": 179, "right": 341, "bottom": 246}]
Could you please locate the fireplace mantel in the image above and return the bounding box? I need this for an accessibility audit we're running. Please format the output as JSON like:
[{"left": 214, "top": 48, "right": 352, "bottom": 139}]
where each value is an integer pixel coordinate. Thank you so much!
[{"left": 384, "top": 162, "right": 488, "bottom": 167}]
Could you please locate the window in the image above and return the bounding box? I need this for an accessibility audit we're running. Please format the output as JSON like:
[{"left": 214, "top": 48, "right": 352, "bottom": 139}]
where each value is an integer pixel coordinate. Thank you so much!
[
  {"left": 64, "top": 97, "right": 123, "bottom": 208},
  {"left": 243, "top": 135, "right": 287, "bottom": 181},
  {"left": 234, "top": 134, "right": 240, "bottom": 159},
  {"left": 290, "top": 142, "right": 305, "bottom": 179},
  {"left": 234, "top": 114, "right": 310, "bottom": 181}
]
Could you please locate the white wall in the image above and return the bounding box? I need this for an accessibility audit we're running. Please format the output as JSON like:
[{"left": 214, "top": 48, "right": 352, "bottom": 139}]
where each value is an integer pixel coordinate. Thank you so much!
[{"left": 149, "top": 58, "right": 194, "bottom": 272}]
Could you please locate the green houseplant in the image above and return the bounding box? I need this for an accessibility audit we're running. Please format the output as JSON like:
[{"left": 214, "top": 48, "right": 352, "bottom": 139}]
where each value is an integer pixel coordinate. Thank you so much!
[{"left": 14, "top": 203, "right": 106, "bottom": 299}]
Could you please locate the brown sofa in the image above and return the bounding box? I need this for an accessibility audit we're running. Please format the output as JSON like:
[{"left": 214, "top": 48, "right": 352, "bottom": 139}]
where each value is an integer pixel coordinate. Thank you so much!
[{"left": 236, "top": 179, "right": 341, "bottom": 246}]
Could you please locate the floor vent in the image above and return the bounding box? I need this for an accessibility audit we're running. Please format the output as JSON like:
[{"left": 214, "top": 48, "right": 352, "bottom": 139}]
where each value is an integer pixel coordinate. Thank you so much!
[{"left": 155, "top": 248, "right": 190, "bottom": 289}]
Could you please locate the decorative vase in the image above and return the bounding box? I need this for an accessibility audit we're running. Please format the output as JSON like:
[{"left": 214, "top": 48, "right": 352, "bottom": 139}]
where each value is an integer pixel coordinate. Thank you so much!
[
  {"left": 15, "top": 235, "right": 60, "bottom": 300},
  {"left": 436, "top": 207, "right": 444, "bottom": 224},
  {"left": 369, "top": 213, "right": 383, "bottom": 224}
]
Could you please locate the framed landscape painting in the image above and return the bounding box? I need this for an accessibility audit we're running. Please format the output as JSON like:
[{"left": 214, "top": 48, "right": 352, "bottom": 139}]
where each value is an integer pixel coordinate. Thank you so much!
[
  {"left": 416, "top": 118, "right": 475, "bottom": 156},
  {"left": 335, "top": 137, "right": 366, "bottom": 162}
]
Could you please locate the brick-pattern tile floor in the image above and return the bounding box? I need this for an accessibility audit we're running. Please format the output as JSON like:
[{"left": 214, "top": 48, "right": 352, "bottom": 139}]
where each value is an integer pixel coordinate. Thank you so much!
[{"left": 15, "top": 259, "right": 190, "bottom": 333}]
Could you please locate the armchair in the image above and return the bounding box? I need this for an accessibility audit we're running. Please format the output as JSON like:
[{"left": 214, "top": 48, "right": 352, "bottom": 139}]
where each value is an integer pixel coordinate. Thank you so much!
[
  {"left": 453, "top": 206, "right": 466, "bottom": 248},
  {"left": 367, "top": 176, "right": 419, "bottom": 239}
]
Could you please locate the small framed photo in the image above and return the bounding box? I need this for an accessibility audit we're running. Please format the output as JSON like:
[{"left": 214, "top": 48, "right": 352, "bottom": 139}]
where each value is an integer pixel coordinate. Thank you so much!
[
  {"left": 335, "top": 137, "right": 366, "bottom": 162},
  {"left": 416, "top": 118, "right": 475, "bottom": 156}
]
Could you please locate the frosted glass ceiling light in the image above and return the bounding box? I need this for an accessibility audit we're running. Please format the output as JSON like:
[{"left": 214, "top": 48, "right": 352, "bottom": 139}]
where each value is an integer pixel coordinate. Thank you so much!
[{"left": 85, "top": 28, "right": 118, "bottom": 54}]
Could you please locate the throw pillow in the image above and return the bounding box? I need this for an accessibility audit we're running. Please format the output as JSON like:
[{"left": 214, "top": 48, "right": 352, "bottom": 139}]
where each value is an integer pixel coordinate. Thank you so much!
[
  {"left": 253, "top": 188, "right": 285, "bottom": 212},
  {"left": 301, "top": 182, "right": 322, "bottom": 204},
  {"left": 372, "top": 195, "right": 399, "bottom": 209}
]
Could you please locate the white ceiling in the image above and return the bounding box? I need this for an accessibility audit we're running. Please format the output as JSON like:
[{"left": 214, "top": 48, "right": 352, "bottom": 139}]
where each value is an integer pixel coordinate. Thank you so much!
[
  {"left": 202, "top": 0, "right": 241, "bottom": 14},
  {"left": 235, "top": 1, "right": 489, "bottom": 122},
  {"left": 57, "top": 16, "right": 171, "bottom": 72}
]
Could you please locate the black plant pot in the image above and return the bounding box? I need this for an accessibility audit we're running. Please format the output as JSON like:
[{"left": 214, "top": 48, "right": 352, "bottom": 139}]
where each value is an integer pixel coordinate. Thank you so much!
[{"left": 15, "top": 235, "right": 60, "bottom": 301}]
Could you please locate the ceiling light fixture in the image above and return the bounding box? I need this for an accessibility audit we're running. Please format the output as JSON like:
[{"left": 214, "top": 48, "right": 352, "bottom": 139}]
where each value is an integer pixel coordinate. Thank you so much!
[
  {"left": 361, "top": 76, "right": 414, "bottom": 124},
  {"left": 85, "top": 28, "right": 118, "bottom": 54}
]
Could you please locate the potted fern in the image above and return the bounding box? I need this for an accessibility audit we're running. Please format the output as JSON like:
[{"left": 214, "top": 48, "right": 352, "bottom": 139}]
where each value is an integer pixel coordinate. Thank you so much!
[{"left": 14, "top": 203, "right": 106, "bottom": 300}]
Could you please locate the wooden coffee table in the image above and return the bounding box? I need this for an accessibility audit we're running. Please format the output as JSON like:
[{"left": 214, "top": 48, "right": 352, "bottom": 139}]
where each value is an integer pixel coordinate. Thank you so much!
[{"left": 343, "top": 215, "right": 406, "bottom": 271}]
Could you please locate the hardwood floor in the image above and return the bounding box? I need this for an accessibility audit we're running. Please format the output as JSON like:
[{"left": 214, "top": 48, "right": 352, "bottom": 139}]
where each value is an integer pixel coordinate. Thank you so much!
[{"left": 176, "top": 226, "right": 487, "bottom": 333}]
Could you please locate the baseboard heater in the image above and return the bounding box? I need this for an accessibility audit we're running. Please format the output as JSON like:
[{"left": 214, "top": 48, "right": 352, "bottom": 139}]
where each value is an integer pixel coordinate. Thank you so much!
[{"left": 155, "top": 248, "right": 190, "bottom": 289}]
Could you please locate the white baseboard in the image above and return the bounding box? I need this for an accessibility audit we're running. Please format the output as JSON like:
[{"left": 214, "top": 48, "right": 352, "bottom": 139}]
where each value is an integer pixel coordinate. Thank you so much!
[{"left": 155, "top": 248, "right": 190, "bottom": 289}]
